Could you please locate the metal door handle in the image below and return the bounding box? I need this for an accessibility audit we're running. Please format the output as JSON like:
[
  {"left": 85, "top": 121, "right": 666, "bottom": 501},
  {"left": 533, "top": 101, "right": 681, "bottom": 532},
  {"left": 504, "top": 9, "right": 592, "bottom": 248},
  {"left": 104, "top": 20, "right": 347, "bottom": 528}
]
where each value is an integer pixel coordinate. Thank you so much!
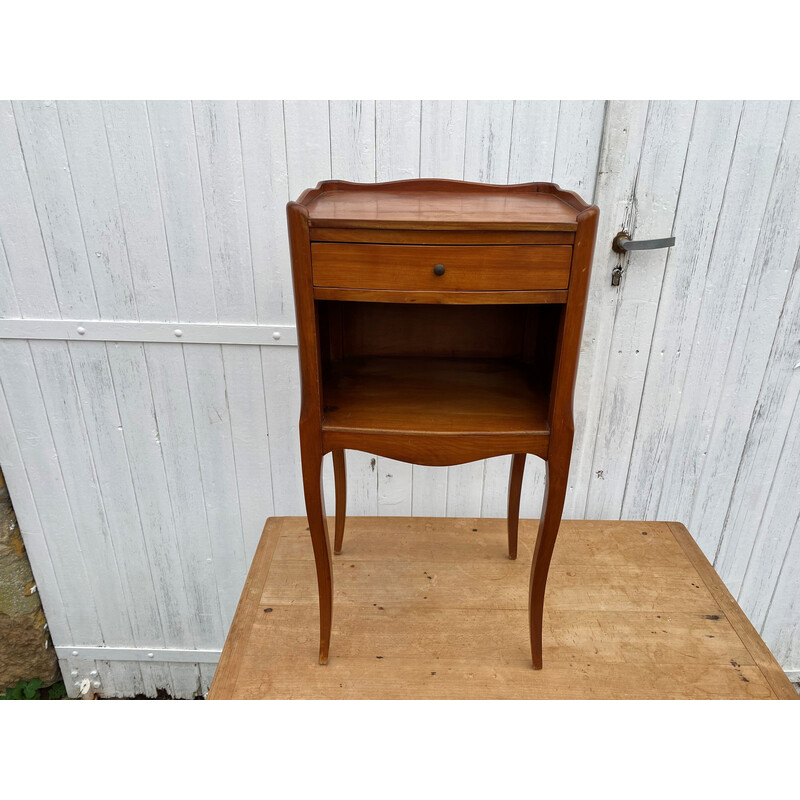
[{"left": 612, "top": 231, "right": 676, "bottom": 253}]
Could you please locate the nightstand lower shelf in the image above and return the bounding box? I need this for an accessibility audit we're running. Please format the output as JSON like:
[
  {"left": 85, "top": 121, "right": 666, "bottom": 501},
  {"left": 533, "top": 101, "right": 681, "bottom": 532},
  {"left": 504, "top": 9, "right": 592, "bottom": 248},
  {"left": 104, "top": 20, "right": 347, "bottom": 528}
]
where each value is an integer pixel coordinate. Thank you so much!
[{"left": 321, "top": 356, "right": 551, "bottom": 464}]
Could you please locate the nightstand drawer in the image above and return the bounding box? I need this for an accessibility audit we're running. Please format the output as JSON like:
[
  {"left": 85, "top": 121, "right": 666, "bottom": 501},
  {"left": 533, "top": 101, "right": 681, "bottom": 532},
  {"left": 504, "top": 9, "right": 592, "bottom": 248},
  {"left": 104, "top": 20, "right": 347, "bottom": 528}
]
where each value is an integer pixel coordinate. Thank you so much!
[{"left": 311, "top": 244, "right": 572, "bottom": 292}]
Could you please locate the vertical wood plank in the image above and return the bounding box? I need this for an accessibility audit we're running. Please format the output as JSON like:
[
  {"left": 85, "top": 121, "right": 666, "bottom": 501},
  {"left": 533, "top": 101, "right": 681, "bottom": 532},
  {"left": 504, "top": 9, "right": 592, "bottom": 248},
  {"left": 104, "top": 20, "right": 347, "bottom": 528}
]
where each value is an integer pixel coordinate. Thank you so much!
[
  {"left": 284, "top": 100, "right": 331, "bottom": 198},
  {"left": 238, "top": 101, "right": 293, "bottom": 325},
  {"left": 419, "top": 100, "right": 468, "bottom": 179},
  {"left": 463, "top": 100, "right": 514, "bottom": 183},
  {"left": 67, "top": 340, "right": 174, "bottom": 697},
  {"left": 0, "top": 102, "right": 60, "bottom": 319},
  {"left": 238, "top": 102, "right": 303, "bottom": 519},
  {"left": 261, "top": 345, "right": 304, "bottom": 515},
  {"left": 376, "top": 459, "right": 413, "bottom": 517},
  {"left": 193, "top": 100, "right": 273, "bottom": 566},
  {"left": 223, "top": 345, "right": 275, "bottom": 561},
  {"left": 144, "top": 344, "right": 226, "bottom": 645},
  {"left": 411, "top": 466, "right": 448, "bottom": 518},
  {"left": 0, "top": 376, "right": 71, "bottom": 643},
  {"left": 0, "top": 104, "right": 76, "bottom": 672},
  {"left": 148, "top": 102, "right": 228, "bottom": 654},
  {"left": 59, "top": 107, "right": 172, "bottom": 696},
  {"left": 507, "top": 101, "right": 560, "bottom": 183},
  {"left": 480, "top": 455, "right": 512, "bottom": 518},
  {"left": 147, "top": 101, "right": 217, "bottom": 323},
  {"left": 0, "top": 232, "right": 19, "bottom": 318},
  {"left": 181, "top": 344, "right": 248, "bottom": 628},
  {"left": 107, "top": 342, "right": 200, "bottom": 696},
  {"left": 0, "top": 342, "right": 104, "bottom": 642},
  {"left": 376, "top": 101, "right": 421, "bottom": 181},
  {"left": 330, "top": 100, "right": 375, "bottom": 182},
  {"left": 585, "top": 101, "right": 695, "bottom": 519},
  {"left": 57, "top": 101, "right": 138, "bottom": 320},
  {"left": 139, "top": 100, "right": 228, "bottom": 691},
  {"left": 13, "top": 99, "right": 144, "bottom": 692},
  {"left": 192, "top": 100, "right": 257, "bottom": 325},
  {"left": 101, "top": 101, "right": 178, "bottom": 323},
  {"left": 736, "top": 392, "right": 800, "bottom": 630},
  {"left": 691, "top": 102, "right": 800, "bottom": 574},
  {"left": 199, "top": 662, "right": 216, "bottom": 697},
  {"left": 11, "top": 101, "right": 97, "bottom": 318},
  {"left": 104, "top": 100, "right": 200, "bottom": 696},
  {"left": 622, "top": 101, "right": 743, "bottom": 520},
  {"left": 32, "top": 342, "right": 147, "bottom": 695},
  {"left": 150, "top": 100, "right": 247, "bottom": 632},
  {"left": 552, "top": 100, "right": 607, "bottom": 200},
  {"left": 445, "top": 470, "right": 483, "bottom": 518},
  {"left": 716, "top": 252, "right": 800, "bottom": 600},
  {"left": 759, "top": 514, "right": 800, "bottom": 669},
  {"left": 657, "top": 101, "right": 790, "bottom": 551},
  {"left": 566, "top": 100, "right": 649, "bottom": 518},
  {"left": 0, "top": 114, "right": 26, "bottom": 317}
]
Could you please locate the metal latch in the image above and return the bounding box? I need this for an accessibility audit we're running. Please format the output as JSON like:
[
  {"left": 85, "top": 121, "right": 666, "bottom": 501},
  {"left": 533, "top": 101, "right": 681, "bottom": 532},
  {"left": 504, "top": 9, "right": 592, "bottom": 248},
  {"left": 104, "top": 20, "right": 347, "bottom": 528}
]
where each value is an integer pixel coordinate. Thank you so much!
[
  {"left": 611, "top": 230, "right": 676, "bottom": 285},
  {"left": 612, "top": 231, "right": 675, "bottom": 254}
]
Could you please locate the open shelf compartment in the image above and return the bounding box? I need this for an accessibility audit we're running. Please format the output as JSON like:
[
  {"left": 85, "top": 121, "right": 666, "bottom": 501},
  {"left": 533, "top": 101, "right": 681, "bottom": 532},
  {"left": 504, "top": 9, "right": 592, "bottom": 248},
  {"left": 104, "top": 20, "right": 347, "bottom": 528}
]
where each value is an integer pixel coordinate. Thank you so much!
[
  {"left": 318, "top": 301, "right": 561, "bottom": 438},
  {"left": 322, "top": 356, "right": 549, "bottom": 436}
]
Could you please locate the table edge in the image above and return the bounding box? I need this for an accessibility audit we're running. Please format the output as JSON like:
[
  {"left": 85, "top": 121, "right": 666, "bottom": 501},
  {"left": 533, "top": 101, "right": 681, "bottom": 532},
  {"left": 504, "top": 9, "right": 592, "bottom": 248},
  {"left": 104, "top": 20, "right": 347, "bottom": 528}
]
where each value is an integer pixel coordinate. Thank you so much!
[
  {"left": 208, "top": 517, "right": 284, "bottom": 700},
  {"left": 667, "top": 521, "right": 797, "bottom": 700}
]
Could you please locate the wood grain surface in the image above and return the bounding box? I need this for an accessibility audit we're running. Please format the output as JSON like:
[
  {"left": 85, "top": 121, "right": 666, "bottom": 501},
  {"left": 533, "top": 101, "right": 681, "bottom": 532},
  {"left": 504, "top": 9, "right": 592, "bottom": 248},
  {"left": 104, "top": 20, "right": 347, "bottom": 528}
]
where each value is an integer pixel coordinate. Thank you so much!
[
  {"left": 302, "top": 181, "right": 583, "bottom": 230},
  {"left": 310, "top": 228, "right": 575, "bottom": 245},
  {"left": 291, "top": 178, "right": 597, "bottom": 667},
  {"left": 209, "top": 517, "right": 797, "bottom": 700},
  {"left": 311, "top": 243, "right": 572, "bottom": 292},
  {"left": 321, "top": 357, "right": 550, "bottom": 435}
]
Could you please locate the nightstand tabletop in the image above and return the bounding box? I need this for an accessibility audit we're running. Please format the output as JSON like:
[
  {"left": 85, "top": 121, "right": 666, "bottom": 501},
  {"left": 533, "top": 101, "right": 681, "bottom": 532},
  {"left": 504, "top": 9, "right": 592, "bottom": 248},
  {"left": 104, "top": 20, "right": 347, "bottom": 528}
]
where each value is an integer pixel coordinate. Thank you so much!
[{"left": 298, "top": 179, "right": 587, "bottom": 231}]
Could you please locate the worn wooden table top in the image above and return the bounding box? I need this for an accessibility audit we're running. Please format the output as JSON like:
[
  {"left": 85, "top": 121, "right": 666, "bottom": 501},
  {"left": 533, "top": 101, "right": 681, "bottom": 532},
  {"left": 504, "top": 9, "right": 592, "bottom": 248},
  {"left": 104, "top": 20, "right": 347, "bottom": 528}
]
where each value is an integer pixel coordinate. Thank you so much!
[{"left": 209, "top": 517, "right": 796, "bottom": 700}]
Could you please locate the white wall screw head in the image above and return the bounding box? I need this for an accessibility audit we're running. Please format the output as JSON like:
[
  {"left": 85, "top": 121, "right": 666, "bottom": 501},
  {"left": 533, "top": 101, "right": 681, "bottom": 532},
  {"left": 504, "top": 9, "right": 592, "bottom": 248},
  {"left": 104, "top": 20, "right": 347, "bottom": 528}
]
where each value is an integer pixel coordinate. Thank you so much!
[
  {"left": 76, "top": 326, "right": 86, "bottom": 335},
  {"left": 147, "top": 652, "right": 154, "bottom": 658},
  {"left": 174, "top": 329, "right": 183, "bottom": 338},
  {"left": 93, "top": 681, "right": 101, "bottom": 688},
  {"left": 272, "top": 331, "right": 281, "bottom": 341},
  {"left": 72, "top": 650, "right": 79, "bottom": 656},
  {"left": 90, "top": 670, "right": 98, "bottom": 677},
  {"left": 70, "top": 669, "right": 78, "bottom": 677}
]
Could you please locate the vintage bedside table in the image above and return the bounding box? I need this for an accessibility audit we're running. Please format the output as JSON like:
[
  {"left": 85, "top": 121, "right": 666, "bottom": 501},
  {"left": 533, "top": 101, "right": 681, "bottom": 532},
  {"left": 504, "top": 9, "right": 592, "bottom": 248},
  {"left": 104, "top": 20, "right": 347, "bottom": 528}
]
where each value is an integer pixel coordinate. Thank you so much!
[{"left": 287, "top": 179, "right": 599, "bottom": 669}]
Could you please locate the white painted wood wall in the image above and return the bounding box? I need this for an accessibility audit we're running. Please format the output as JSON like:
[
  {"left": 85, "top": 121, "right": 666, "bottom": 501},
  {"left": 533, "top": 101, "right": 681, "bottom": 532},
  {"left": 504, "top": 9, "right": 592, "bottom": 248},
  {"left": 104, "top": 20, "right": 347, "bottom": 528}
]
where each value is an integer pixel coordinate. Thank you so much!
[{"left": 0, "top": 100, "right": 797, "bottom": 697}]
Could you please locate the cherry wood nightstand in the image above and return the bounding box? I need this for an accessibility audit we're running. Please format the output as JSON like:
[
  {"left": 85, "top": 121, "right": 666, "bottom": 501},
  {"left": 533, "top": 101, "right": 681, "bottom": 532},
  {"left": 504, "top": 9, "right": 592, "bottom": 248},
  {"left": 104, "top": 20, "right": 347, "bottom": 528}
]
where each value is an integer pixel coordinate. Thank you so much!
[{"left": 287, "top": 179, "right": 599, "bottom": 668}]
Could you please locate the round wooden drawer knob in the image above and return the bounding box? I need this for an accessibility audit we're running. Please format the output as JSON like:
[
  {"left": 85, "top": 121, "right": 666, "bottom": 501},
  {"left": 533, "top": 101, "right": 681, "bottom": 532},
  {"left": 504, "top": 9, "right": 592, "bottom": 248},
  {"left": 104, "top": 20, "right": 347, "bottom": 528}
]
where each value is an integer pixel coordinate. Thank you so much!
[{"left": 433, "top": 264, "right": 445, "bottom": 276}]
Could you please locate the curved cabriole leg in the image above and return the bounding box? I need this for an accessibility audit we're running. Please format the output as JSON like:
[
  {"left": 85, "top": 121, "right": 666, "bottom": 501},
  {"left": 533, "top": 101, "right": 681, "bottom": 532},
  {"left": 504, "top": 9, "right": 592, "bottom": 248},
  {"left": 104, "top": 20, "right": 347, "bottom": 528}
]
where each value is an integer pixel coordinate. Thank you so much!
[
  {"left": 332, "top": 449, "right": 347, "bottom": 555},
  {"left": 528, "top": 443, "right": 571, "bottom": 670},
  {"left": 300, "top": 440, "right": 333, "bottom": 665},
  {"left": 506, "top": 454, "right": 526, "bottom": 560}
]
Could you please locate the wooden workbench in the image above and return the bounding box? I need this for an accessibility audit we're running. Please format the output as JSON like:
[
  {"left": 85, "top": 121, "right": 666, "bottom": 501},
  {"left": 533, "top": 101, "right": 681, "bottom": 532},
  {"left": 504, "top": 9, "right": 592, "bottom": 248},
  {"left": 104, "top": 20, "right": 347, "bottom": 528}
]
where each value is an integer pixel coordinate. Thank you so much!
[{"left": 209, "top": 517, "right": 796, "bottom": 700}]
